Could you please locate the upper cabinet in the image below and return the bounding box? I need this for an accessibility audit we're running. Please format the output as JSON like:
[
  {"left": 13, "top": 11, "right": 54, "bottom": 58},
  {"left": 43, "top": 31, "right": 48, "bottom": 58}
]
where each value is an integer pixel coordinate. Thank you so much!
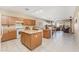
[
  {"left": 1, "top": 15, "right": 8, "bottom": 25},
  {"left": 8, "top": 16, "right": 19, "bottom": 25},
  {"left": 1, "top": 15, "right": 19, "bottom": 25},
  {"left": 1, "top": 15, "right": 36, "bottom": 26},
  {"left": 23, "top": 19, "right": 36, "bottom": 26}
]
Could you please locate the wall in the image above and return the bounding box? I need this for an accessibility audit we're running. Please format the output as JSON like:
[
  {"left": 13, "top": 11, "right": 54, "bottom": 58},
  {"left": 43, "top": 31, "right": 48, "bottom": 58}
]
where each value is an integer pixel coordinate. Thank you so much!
[
  {"left": 0, "top": 14, "right": 1, "bottom": 35},
  {"left": 73, "top": 7, "right": 79, "bottom": 40}
]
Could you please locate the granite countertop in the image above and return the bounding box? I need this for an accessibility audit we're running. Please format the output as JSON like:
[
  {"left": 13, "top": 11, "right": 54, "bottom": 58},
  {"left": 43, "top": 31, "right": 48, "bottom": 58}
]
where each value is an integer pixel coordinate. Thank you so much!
[{"left": 21, "top": 30, "right": 43, "bottom": 34}]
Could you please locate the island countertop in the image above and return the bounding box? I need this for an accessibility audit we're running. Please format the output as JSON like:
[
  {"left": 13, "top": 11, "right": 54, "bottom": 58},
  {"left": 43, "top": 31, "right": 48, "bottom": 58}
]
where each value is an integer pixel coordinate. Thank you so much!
[{"left": 21, "top": 30, "right": 43, "bottom": 34}]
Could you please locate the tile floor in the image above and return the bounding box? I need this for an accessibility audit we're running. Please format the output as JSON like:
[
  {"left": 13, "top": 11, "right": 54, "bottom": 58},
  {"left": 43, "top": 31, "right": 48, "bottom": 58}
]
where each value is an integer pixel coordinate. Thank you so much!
[{"left": 1, "top": 31, "right": 79, "bottom": 52}]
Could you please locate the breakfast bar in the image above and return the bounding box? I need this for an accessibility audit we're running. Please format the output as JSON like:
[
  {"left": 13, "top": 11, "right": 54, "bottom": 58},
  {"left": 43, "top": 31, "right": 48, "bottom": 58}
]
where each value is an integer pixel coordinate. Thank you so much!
[{"left": 20, "top": 30, "right": 43, "bottom": 50}]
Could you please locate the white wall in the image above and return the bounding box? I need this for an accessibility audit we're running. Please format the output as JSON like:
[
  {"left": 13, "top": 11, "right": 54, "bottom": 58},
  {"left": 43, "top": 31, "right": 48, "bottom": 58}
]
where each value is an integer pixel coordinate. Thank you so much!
[
  {"left": 74, "top": 12, "right": 79, "bottom": 38},
  {"left": 73, "top": 7, "right": 79, "bottom": 41},
  {"left": 0, "top": 14, "right": 1, "bottom": 35}
]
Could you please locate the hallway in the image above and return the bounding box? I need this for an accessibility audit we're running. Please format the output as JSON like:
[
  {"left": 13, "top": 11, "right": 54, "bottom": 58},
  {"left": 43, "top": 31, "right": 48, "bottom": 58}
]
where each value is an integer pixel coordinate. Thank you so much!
[{"left": 1, "top": 31, "right": 79, "bottom": 52}]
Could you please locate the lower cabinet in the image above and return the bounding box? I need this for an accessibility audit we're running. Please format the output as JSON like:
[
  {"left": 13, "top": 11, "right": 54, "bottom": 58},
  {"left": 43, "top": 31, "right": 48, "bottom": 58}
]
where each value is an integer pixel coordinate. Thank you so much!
[
  {"left": 20, "top": 32, "right": 42, "bottom": 50},
  {"left": 43, "top": 29, "right": 51, "bottom": 39},
  {"left": 1, "top": 30, "right": 17, "bottom": 42}
]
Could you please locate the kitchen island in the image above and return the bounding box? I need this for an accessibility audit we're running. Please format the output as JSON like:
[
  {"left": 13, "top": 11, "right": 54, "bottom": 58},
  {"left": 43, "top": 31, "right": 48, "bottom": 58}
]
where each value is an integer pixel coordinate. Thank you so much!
[
  {"left": 0, "top": 35, "right": 2, "bottom": 41},
  {"left": 43, "top": 29, "right": 52, "bottom": 39},
  {"left": 20, "top": 30, "right": 43, "bottom": 50}
]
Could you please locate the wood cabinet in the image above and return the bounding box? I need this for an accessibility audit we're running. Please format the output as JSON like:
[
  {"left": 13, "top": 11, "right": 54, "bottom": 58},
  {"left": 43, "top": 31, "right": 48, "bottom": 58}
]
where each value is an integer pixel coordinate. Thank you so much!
[
  {"left": 43, "top": 29, "right": 51, "bottom": 39},
  {"left": 20, "top": 31, "right": 42, "bottom": 50},
  {"left": 1, "top": 15, "right": 18, "bottom": 42},
  {"left": 0, "top": 35, "right": 2, "bottom": 40},
  {"left": 23, "top": 19, "right": 36, "bottom": 26},
  {"left": 8, "top": 16, "right": 19, "bottom": 25},
  {"left": 1, "top": 15, "right": 8, "bottom": 25},
  {"left": 1, "top": 15, "right": 19, "bottom": 25},
  {"left": 1, "top": 30, "right": 17, "bottom": 42}
]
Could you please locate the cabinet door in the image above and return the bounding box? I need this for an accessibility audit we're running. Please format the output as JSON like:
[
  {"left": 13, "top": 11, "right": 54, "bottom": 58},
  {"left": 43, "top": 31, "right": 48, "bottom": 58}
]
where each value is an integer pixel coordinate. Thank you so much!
[
  {"left": 23, "top": 19, "right": 36, "bottom": 26},
  {"left": 1, "top": 15, "right": 19, "bottom": 25},
  {"left": 21, "top": 32, "right": 31, "bottom": 48},
  {"left": 1, "top": 15, "right": 9, "bottom": 25},
  {"left": 31, "top": 32, "right": 42, "bottom": 49},
  {"left": 31, "top": 20, "right": 36, "bottom": 26},
  {"left": 8, "top": 16, "right": 19, "bottom": 25},
  {"left": 43, "top": 29, "right": 51, "bottom": 38},
  {"left": 1, "top": 30, "right": 16, "bottom": 42}
]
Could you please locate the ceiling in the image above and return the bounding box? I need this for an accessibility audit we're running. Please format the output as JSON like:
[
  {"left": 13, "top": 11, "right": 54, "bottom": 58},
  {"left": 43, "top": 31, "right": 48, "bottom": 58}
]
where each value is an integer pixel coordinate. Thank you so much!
[{"left": 0, "top": 6, "right": 76, "bottom": 21}]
